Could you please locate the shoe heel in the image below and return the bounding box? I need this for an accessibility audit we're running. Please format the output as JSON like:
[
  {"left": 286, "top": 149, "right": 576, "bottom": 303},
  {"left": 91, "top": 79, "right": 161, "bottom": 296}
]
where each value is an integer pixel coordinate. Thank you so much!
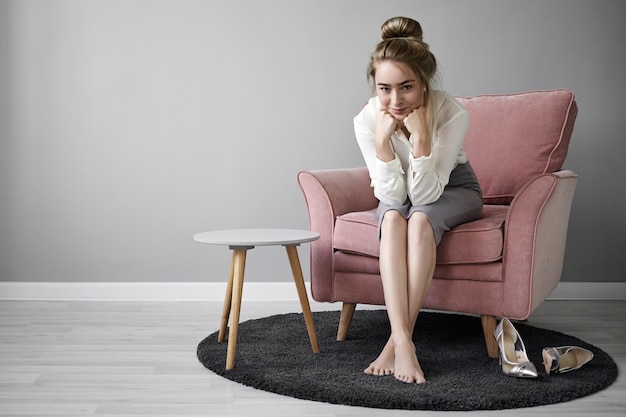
[{"left": 542, "top": 347, "right": 558, "bottom": 374}]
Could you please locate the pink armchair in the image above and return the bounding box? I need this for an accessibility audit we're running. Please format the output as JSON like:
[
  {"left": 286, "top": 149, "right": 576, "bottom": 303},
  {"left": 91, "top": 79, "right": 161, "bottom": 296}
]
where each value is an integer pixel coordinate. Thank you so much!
[{"left": 297, "top": 90, "right": 578, "bottom": 358}]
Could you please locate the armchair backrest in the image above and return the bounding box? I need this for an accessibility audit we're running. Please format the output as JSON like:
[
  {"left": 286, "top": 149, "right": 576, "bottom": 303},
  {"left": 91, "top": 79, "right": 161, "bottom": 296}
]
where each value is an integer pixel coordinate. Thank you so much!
[{"left": 457, "top": 90, "right": 577, "bottom": 204}]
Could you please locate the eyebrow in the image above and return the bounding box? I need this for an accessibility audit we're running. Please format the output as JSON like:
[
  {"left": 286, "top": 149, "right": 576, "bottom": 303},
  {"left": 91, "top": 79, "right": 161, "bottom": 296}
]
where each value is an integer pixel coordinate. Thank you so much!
[{"left": 376, "top": 80, "right": 416, "bottom": 87}]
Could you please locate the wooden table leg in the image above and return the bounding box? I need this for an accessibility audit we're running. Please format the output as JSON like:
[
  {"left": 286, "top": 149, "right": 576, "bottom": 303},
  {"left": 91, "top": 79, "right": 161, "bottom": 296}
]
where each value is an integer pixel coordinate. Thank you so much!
[
  {"left": 285, "top": 245, "right": 320, "bottom": 354},
  {"left": 226, "top": 249, "right": 247, "bottom": 370},
  {"left": 218, "top": 253, "right": 236, "bottom": 343}
]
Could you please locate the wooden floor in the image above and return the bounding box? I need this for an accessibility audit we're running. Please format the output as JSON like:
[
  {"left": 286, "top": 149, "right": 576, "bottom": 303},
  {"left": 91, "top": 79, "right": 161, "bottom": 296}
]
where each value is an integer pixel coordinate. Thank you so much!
[{"left": 0, "top": 299, "right": 624, "bottom": 417}]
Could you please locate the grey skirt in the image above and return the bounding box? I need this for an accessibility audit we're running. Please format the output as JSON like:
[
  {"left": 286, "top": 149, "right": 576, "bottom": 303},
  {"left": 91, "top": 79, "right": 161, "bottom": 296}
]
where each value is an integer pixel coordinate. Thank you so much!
[{"left": 377, "top": 161, "right": 483, "bottom": 245}]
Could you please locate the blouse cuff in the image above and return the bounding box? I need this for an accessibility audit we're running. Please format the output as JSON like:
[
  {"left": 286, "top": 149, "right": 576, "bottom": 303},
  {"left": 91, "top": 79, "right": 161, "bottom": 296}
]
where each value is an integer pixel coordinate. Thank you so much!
[
  {"left": 410, "top": 153, "right": 435, "bottom": 174},
  {"left": 376, "top": 154, "right": 405, "bottom": 178}
]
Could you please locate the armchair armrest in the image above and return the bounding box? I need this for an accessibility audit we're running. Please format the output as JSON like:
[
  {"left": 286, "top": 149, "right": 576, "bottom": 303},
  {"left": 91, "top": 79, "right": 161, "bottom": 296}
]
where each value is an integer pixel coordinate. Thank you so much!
[
  {"left": 500, "top": 169, "right": 578, "bottom": 319},
  {"left": 297, "top": 167, "right": 377, "bottom": 302}
]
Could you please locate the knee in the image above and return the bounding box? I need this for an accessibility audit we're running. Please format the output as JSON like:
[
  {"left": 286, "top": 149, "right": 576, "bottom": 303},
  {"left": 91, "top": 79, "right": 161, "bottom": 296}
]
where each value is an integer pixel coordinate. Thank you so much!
[
  {"left": 382, "top": 210, "right": 406, "bottom": 225},
  {"left": 381, "top": 210, "right": 407, "bottom": 234},
  {"left": 408, "top": 212, "right": 435, "bottom": 242}
]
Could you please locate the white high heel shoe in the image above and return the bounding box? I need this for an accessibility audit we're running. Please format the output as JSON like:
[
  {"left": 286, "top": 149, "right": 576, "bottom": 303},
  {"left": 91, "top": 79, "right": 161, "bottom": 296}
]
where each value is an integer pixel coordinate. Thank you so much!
[{"left": 494, "top": 318, "right": 538, "bottom": 378}]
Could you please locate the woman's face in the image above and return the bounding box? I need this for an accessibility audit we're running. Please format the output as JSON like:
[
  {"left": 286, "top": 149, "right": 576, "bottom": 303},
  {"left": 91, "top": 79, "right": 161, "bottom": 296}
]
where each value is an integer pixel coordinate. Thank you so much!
[{"left": 374, "top": 60, "right": 425, "bottom": 121}]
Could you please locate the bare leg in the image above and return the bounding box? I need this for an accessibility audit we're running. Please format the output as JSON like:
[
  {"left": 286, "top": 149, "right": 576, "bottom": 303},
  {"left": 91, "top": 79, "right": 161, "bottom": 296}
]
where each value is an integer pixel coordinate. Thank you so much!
[
  {"left": 364, "top": 211, "right": 435, "bottom": 384},
  {"left": 402, "top": 212, "right": 436, "bottom": 383},
  {"left": 406, "top": 213, "right": 436, "bottom": 328},
  {"left": 387, "top": 213, "right": 434, "bottom": 384},
  {"left": 365, "top": 211, "right": 408, "bottom": 377}
]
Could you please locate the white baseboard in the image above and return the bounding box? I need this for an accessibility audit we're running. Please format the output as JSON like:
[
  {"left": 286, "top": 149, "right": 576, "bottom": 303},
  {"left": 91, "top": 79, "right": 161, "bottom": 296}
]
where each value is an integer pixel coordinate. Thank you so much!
[
  {"left": 0, "top": 281, "right": 625, "bottom": 301},
  {"left": 0, "top": 282, "right": 296, "bottom": 301}
]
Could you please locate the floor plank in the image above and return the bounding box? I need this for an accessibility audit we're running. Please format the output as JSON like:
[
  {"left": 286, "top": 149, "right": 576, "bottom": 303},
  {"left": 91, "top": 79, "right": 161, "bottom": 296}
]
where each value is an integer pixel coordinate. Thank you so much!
[{"left": 0, "top": 300, "right": 624, "bottom": 417}]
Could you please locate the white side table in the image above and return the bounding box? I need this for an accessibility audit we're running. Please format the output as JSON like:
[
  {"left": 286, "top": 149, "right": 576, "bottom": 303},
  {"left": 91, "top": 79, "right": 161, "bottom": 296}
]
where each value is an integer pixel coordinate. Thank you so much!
[{"left": 193, "top": 228, "right": 321, "bottom": 370}]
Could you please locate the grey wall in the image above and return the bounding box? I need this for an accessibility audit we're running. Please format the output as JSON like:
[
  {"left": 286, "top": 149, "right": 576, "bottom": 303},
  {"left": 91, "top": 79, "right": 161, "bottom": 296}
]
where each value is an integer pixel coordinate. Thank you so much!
[{"left": 1, "top": 0, "right": 625, "bottom": 284}]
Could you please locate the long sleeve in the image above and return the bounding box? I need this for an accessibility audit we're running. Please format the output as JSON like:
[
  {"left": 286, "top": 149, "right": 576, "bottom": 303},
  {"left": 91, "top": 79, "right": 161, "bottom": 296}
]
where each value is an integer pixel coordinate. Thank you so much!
[
  {"left": 354, "top": 98, "right": 408, "bottom": 206},
  {"left": 406, "top": 101, "right": 469, "bottom": 205},
  {"left": 354, "top": 92, "right": 470, "bottom": 206}
]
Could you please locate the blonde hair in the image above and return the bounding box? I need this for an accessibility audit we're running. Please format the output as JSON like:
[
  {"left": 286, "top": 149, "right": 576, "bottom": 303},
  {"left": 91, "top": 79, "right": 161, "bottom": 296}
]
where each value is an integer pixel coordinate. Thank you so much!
[{"left": 368, "top": 17, "right": 437, "bottom": 138}]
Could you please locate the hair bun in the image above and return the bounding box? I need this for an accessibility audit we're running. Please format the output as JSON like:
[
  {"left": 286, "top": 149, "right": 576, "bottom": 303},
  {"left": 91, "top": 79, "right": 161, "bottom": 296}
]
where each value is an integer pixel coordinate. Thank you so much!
[{"left": 380, "top": 16, "right": 423, "bottom": 41}]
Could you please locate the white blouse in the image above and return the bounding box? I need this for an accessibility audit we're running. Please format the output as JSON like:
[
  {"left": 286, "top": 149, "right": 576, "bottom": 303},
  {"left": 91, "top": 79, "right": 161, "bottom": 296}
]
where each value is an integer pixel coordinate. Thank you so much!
[{"left": 354, "top": 90, "right": 470, "bottom": 206}]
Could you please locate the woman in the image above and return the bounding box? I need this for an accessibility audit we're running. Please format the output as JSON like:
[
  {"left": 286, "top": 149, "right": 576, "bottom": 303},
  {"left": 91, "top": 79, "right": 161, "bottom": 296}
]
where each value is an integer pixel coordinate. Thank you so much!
[{"left": 354, "top": 16, "right": 483, "bottom": 384}]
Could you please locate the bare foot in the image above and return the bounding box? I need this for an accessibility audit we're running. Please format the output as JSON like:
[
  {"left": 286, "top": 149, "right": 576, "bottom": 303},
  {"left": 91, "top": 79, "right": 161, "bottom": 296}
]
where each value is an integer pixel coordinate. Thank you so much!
[
  {"left": 364, "top": 338, "right": 395, "bottom": 376},
  {"left": 394, "top": 339, "right": 426, "bottom": 384}
]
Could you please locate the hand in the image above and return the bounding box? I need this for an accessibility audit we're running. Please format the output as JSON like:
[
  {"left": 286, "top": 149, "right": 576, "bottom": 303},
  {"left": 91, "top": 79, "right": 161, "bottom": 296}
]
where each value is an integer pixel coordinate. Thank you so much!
[
  {"left": 403, "top": 106, "right": 431, "bottom": 158},
  {"left": 402, "top": 106, "right": 428, "bottom": 141},
  {"left": 375, "top": 109, "right": 399, "bottom": 142},
  {"left": 374, "top": 109, "right": 399, "bottom": 161}
]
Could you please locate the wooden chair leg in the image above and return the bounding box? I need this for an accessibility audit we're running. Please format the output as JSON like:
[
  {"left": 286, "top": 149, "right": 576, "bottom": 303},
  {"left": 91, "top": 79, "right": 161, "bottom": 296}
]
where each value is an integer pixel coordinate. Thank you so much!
[
  {"left": 481, "top": 315, "right": 499, "bottom": 358},
  {"left": 337, "top": 303, "right": 356, "bottom": 341}
]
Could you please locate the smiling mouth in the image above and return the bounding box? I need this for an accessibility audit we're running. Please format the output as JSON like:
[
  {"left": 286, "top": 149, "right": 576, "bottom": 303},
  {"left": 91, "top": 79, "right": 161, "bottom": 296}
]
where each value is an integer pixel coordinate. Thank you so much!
[{"left": 392, "top": 108, "right": 407, "bottom": 115}]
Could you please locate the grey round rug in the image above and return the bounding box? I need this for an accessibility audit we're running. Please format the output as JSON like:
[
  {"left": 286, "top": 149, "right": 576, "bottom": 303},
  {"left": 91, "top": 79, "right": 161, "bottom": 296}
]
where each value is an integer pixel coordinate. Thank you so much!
[{"left": 197, "top": 310, "right": 618, "bottom": 411}]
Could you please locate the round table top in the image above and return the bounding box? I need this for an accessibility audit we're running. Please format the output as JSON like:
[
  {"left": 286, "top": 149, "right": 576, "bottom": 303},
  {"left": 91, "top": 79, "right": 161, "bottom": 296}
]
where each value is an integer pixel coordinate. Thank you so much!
[{"left": 193, "top": 228, "right": 320, "bottom": 248}]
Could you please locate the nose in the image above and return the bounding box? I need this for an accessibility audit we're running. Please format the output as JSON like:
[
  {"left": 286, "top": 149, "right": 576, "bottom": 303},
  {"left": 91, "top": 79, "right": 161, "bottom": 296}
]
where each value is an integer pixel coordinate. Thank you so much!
[{"left": 391, "top": 90, "right": 403, "bottom": 107}]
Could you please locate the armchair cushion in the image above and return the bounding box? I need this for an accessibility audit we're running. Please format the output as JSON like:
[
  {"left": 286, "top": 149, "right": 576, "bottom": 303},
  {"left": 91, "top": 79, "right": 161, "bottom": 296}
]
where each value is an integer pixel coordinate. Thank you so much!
[
  {"left": 459, "top": 90, "right": 577, "bottom": 204},
  {"left": 334, "top": 205, "right": 507, "bottom": 265}
]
